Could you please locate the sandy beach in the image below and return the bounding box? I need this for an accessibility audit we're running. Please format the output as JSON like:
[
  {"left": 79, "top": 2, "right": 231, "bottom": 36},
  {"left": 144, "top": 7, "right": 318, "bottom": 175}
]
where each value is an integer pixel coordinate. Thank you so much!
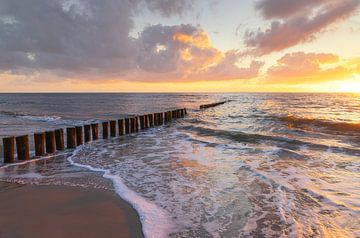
[{"left": 0, "top": 182, "right": 144, "bottom": 238}]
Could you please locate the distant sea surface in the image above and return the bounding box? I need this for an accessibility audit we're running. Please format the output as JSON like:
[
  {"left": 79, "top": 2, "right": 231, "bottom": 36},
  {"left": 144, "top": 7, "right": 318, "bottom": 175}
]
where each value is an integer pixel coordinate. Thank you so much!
[{"left": 0, "top": 93, "right": 359, "bottom": 237}]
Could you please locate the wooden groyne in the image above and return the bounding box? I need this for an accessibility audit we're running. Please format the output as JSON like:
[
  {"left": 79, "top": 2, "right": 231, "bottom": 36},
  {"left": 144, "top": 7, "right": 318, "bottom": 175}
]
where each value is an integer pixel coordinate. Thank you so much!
[
  {"left": 199, "top": 100, "right": 232, "bottom": 109},
  {"left": 2, "top": 108, "right": 187, "bottom": 163}
]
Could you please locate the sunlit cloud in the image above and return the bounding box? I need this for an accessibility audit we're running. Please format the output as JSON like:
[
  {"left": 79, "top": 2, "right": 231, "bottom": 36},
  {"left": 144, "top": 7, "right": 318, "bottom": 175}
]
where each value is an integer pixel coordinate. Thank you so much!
[
  {"left": 266, "top": 52, "right": 360, "bottom": 84},
  {"left": 129, "top": 24, "right": 264, "bottom": 81},
  {"left": 245, "top": 0, "right": 360, "bottom": 55}
]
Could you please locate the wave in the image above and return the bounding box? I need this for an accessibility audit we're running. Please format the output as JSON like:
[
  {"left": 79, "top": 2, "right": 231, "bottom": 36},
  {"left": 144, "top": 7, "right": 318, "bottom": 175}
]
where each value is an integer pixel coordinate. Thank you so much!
[
  {"left": 275, "top": 115, "right": 360, "bottom": 134},
  {"left": 181, "top": 125, "right": 360, "bottom": 156},
  {"left": 67, "top": 146, "right": 175, "bottom": 238},
  {"left": 0, "top": 110, "right": 61, "bottom": 122}
]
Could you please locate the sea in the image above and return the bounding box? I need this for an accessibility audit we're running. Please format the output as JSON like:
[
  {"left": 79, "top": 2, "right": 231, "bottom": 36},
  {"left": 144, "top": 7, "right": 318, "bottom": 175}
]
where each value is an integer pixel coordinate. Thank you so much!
[{"left": 0, "top": 93, "right": 359, "bottom": 237}]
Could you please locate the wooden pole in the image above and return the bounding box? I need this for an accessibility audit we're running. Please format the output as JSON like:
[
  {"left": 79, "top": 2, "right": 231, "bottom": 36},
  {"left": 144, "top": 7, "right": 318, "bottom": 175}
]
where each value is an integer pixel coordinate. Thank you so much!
[
  {"left": 118, "top": 119, "right": 124, "bottom": 136},
  {"left": 102, "top": 122, "right": 109, "bottom": 139},
  {"left": 164, "top": 111, "right": 168, "bottom": 123},
  {"left": 160, "top": 112, "right": 164, "bottom": 125},
  {"left": 184, "top": 108, "right": 187, "bottom": 114},
  {"left": 165, "top": 111, "right": 171, "bottom": 122},
  {"left": 84, "top": 125, "right": 91, "bottom": 142},
  {"left": 34, "top": 132, "right": 45, "bottom": 157},
  {"left": 3, "top": 137, "right": 15, "bottom": 163},
  {"left": 139, "top": 115, "right": 144, "bottom": 130},
  {"left": 110, "top": 120, "right": 116, "bottom": 137},
  {"left": 55, "top": 129, "right": 65, "bottom": 150},
  {"left": 135, "top": 116, "right": 139, "bottom": 132},
  {"left": 16, "top": 135, "right": 30, "bottom": 161},
  {"left": 168, "top": 111, "right": 173, "bottom": 121},
  {"left": 130, "top": 118, "right": 136, "bottom": 133},
  {"left": 67, "top": 127, "right": 76, "bottom": 149},
  {"left": 148, "top": 114, "right": 153, "bottom": 127},
  {"left": 76, "top": 126, "right": 83, "bottom": 146},
  {"left": 91, "top": 123, "right": 99, "bottom": 140},
  {"left": 45, "top": 131, "right": 56, "bottom": 154},
  {"left": 145, "top": 114, "right": 149, "bottom": 129},
  {"left": 125, "top": 118, "right": 130, "bottom": 134},
  {"left": 158, "top": 113, "right": 162, "bottom": 125},
  {"left": 154, "top": 113, "right": 158, "bottom": 126}
]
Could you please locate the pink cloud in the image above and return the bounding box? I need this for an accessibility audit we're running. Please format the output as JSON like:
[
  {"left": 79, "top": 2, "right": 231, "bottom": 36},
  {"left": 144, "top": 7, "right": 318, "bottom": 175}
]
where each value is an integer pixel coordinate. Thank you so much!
[{"left": 246, "top": 0, "right": 360, "bottom": 55}]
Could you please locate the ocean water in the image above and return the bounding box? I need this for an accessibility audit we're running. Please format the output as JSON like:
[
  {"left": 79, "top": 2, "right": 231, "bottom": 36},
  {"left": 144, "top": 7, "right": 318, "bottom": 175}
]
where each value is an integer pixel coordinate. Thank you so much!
[{"left": 0, "top": 93, "right": 359, "bottom": 237}]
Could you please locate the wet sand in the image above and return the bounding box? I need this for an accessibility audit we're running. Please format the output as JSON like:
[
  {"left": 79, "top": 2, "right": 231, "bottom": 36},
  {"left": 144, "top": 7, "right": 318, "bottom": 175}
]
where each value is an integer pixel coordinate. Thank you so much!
[{"left": 0, "top": 182, "right": 144, "bottom": 238}]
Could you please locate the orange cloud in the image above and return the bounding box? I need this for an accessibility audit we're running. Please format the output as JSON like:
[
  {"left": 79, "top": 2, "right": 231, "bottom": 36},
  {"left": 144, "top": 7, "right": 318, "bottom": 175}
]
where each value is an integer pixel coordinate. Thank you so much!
[
  {"left": 267, "top": 52, "right": 360, "bottom": 84},
  {"left": 133, "top": 24, "right": 263, "bottom": 81}
]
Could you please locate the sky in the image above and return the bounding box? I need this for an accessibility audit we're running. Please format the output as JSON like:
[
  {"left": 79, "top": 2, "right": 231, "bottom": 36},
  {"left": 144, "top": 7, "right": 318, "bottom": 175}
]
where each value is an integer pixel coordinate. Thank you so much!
[{"left": 0, "top": 0, "right": 360, "bottom": 92}]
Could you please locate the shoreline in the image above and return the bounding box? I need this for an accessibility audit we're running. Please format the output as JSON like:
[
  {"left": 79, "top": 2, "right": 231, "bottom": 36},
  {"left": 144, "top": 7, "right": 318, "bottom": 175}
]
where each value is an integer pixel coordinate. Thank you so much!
[{"left": 0, "top": 182, "right": 144, "bottom": 238}]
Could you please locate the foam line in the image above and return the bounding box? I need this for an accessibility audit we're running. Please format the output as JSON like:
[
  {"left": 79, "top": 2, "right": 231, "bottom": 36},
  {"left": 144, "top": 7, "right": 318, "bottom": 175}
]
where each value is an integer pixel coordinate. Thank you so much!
[{"left": 67, "top": 147, "right": 175, "bottom": 238}]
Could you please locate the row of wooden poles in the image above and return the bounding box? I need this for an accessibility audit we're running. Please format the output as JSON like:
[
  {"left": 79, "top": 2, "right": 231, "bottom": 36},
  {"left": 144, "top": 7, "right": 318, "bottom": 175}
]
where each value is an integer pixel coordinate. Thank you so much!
[
  {"left": 199, "top": 100, "right": 232, "bottom": 109},
  {"left": 2, "top": 108, "right": 187, "bottom": 163}
]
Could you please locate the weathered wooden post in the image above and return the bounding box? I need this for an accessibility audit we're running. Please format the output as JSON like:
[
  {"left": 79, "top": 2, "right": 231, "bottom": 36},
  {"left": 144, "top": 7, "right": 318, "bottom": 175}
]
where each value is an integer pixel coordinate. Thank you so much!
[
  {"left": 34, "top": 132, "right": 45, "bottom": 157},
  {"left": 84, "top": 125, "right": 91, "bottom": 142},
  {"left": 55, "top": 129, "right": 65, "bottom": 150},
  {"left": 102, "top": 122, "right": 109, "bottom": 139},
  {"left": 110, "top": 120, "right": 116, "bottom": 137},
  {"left": 139, "top": 115, "right": 144, "bottom": 130},
  {"left": 145, "top": 114, "right": 149, "bottom": 128},
  {"left": 45, "top": 131, "right": 56, "bottom": 154},
  {"left": 67, "top": 127, "right": 76, "bottom": 149},
  {"left": 130, "top": 118, "right": 136, "bottom": 133},
  {"left": 168, "top": 111, "right": 173, "bottom": 121},
  {"left": 159, "top": 113, "right": 162, "bottom": 125},
  {"left": 148, "top": 114, "right": 154, "bottom": 127},
  {"left": 16, "top": 135, "right": 30, "bottom": 161},
  {"left": 160, "top": 112, "right": 164, "bottom": 124},
  {"left": 118, "top": 119, "right": 124, "bottom": 136},
  {"left": 3, "top": 137, "right": 15, "bottom": 163},
  {"left": 184, "top": 108, "right": 187, "bottom": 114},
  {"left": 166, "top": 111, "right": 169, "bottom": 121},
  {"left": 135, "top": 116, "right": 139, "bottom": 132},
  {"left": 154, "top": 113, "right": 158, "bottom": 126},
  {"left": 164, "top": 111, "right": 168, "bottom": 123},
  {"left": 170, "top": 111, "right": 173, "bottom": 120},
  {"left": 125, "top": 118, "right": 130, "bottom": 134},
  {"left": 76, "top": 126, "right": 83, "bottom": 146},
  {"left": 91, "top": 123, "right": 99, "bottom": 140}
]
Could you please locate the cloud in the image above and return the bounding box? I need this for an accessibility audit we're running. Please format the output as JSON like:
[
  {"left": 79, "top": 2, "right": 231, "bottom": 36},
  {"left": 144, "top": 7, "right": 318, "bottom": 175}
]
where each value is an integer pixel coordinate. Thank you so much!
[
  {"left": 255, "top": 0, "right": 328, "bottom": 20},
  {"left": 139, "top": 0, "right": 193, "bottom": 17},
  {"left": 0, "top": 0, "right": 260, "bottom": 82},
  {"left": 130, "top": 24, "right": 263, "bottom": 81},
  {"left": 267, "top": 52, "right": 360, "bottom": 83},
  {"left": 246, "top": 0, "right": 360, "bottom": 55}
]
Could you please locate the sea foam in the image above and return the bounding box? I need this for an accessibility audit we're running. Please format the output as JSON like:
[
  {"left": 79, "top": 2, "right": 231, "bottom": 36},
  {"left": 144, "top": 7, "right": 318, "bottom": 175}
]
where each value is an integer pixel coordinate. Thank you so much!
[{"left": 67, "top": 146, "right": 175, "bottom": 238}]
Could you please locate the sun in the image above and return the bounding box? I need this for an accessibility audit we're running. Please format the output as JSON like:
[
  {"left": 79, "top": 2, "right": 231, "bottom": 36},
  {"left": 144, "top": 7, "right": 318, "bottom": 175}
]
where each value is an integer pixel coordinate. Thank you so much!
[{"left": 338, "top": 75, "right": 360, "bottom": 93}]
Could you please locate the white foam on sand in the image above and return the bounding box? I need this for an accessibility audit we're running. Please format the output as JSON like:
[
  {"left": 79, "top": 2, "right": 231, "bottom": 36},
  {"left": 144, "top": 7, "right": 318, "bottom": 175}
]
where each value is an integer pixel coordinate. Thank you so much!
[{"left": 67, "top": 147, "right": 175, "bottom": 238}]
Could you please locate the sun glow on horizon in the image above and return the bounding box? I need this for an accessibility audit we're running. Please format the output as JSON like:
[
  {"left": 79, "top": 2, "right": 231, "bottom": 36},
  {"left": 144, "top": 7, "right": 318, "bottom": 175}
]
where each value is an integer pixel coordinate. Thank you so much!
[{"left": 337, "top": 76, "right": 360, "bottom": 93}]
